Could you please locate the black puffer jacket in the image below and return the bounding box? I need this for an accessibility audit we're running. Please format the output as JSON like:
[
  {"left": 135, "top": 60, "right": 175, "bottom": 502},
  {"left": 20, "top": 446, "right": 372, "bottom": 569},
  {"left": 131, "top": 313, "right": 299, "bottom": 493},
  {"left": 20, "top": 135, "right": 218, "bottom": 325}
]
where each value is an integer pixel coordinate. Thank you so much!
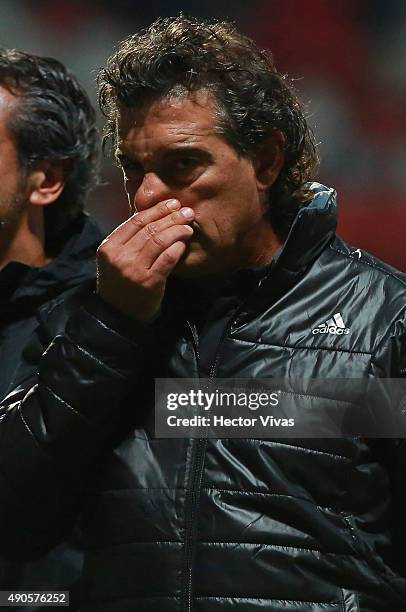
[
  {"left": 0, "top": 212, "right": 102, "bottom": 400},
  {"left": 0, "top": 185, "right": 405, "bottom": 612},
  {"left": 0, "top": 212, "right": 102, "bottom": 609}
]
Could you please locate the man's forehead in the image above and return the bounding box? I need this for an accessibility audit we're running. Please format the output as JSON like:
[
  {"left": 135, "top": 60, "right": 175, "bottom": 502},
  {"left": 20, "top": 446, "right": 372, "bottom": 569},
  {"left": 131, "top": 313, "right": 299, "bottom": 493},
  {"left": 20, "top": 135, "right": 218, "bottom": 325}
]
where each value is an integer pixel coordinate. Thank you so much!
[{"left": 116, "top": 91, "right": 219, "bottom": 146}]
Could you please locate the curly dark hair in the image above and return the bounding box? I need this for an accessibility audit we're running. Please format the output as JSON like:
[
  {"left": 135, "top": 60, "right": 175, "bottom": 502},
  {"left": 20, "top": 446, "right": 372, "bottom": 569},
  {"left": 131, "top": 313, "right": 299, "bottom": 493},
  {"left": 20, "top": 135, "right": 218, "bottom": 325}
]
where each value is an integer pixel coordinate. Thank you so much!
[
  {"left": 0, "top": 49, "right": 99, "bottom": 249},
  {"left": 98, "top": 15, "right": 319, "bottom": 238}
]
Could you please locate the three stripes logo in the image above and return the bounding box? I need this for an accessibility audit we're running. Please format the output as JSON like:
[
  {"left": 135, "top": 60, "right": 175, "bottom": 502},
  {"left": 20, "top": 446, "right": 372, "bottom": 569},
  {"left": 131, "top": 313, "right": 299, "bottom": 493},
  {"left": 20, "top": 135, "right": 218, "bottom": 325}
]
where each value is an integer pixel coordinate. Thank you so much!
[{"left": 312, "top": 312, "right": 350, "bottom": 335}]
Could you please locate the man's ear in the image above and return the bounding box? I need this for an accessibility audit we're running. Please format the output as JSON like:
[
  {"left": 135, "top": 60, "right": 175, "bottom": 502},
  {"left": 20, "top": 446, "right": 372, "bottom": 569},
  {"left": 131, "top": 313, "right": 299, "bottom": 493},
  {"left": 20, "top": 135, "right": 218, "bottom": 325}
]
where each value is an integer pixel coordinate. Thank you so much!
[
  {"left": 27, "top": 161, "right": 68, "bottom": 207},
  {"left": 253, "top": 130, "right": 285, "bottom": 193}
]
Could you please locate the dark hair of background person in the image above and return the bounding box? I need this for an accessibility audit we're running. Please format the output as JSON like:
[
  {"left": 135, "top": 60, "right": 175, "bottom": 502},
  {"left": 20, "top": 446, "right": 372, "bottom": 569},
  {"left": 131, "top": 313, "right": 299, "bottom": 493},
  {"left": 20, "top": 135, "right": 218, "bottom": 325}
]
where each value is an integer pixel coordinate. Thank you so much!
[
  {"left": 98, "top": 15, "right": 319, "bottom": 240},
  {"left": 0, "top": 49, "right": 99, "bottom": 255}
]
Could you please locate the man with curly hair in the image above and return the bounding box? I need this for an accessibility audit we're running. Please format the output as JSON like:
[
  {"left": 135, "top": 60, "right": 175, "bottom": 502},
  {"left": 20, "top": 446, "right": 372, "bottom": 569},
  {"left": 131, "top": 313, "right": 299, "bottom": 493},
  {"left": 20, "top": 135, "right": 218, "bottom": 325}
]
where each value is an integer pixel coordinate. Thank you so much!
[{"left": 0, "top": 18, "right": 406, "bottom": 612}]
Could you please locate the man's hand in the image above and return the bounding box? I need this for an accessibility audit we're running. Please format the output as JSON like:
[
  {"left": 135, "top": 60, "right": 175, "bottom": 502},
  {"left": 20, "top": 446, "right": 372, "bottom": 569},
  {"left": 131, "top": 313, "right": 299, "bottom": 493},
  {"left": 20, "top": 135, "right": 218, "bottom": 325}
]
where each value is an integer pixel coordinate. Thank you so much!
[{"left": 97, "top": 199, "right": 194, "bottom": 321}]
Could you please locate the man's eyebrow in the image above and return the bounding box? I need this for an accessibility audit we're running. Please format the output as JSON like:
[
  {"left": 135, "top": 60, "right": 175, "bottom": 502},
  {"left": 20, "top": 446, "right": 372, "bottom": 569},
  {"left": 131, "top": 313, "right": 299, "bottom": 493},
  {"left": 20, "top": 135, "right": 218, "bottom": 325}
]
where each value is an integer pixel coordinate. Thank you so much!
[
  {"left": 161, "top": 146, "right": 214, "bottom": 162},
  {"left": 115, "top": 145, "right": 214, "bottom": 164}
]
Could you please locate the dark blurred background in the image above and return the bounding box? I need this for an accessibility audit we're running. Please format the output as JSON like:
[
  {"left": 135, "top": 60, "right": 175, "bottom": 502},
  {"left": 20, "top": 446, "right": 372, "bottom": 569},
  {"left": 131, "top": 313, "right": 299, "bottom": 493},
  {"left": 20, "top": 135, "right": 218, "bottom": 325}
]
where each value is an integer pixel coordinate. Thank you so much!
[{"left": 1, "top": 0, "right": 405, "bottom": 269}]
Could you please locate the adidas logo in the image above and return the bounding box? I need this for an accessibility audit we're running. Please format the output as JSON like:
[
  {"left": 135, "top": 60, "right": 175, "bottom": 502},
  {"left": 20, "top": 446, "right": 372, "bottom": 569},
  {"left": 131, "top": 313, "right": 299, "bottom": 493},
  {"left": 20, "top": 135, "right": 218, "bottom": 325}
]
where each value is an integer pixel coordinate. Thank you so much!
[{"left": 312, "top": 312, "right": 350, "bottom": 335}]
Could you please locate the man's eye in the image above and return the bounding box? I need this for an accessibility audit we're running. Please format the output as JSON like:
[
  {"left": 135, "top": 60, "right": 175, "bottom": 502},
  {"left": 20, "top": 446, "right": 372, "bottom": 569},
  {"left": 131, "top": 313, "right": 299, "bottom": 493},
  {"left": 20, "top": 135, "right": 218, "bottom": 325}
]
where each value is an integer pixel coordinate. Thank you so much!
[
  {"left": 173, "top": 158, "right": 198, "bottom": 172},
  {"left": 162, "top": 157, "right": 203, "bottom": 186}
]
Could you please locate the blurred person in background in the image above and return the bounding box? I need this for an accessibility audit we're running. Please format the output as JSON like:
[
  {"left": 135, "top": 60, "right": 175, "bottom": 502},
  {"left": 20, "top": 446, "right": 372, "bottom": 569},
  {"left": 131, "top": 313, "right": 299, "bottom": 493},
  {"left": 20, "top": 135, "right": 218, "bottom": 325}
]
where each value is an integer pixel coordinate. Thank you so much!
[
  {"left": 0, "top": 17, "right": 406, "bottom": 612},
  {"left": 0, "top": 50, "right": 102, "bottom": 609}
]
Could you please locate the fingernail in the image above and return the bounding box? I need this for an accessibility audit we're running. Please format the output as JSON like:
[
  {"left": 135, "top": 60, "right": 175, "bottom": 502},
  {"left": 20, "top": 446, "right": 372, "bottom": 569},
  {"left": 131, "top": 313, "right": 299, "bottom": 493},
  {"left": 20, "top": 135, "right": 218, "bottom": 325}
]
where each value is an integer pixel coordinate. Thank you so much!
[
  {"left": 181, "top": 207, "right": 194, "bottom": 219},
  {"left": 167, "top": 199, "right": 180, "bottom": 210}
]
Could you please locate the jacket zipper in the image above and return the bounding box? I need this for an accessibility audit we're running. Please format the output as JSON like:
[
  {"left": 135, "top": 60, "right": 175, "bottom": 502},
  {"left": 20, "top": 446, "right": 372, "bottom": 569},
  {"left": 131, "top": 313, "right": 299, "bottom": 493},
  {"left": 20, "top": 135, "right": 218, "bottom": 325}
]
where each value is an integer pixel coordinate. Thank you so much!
[
  {"left": 182, "top": 435, "right": 207, "bottom": 612},
  {"left": 182, "top": 320, "right": 204, "bottom": 612},
  {"left": 182, "top": 306, "right": 243, "bottom": 612}
]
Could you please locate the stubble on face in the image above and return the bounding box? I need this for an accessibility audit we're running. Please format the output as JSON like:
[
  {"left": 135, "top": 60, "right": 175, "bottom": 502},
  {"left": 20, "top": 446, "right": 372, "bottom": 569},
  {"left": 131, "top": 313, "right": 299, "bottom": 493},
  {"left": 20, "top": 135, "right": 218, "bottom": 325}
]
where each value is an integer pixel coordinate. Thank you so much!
[
  {"left": 0, "top": 87, "right": 31, "bottom": 263},
  {"left": 0, "top": 126, "right": 29, "bottom": 234},
  {"left": 0, "top": 88, "right": 26, "bottom": 216}
]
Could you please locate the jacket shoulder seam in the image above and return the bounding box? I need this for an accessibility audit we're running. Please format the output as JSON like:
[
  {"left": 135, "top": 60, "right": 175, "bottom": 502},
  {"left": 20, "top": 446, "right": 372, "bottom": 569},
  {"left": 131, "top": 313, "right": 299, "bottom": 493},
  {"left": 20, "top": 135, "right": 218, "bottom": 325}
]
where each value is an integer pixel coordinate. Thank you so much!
[{"left": 329, "top": 244, "right": 406, "bottom": 287}]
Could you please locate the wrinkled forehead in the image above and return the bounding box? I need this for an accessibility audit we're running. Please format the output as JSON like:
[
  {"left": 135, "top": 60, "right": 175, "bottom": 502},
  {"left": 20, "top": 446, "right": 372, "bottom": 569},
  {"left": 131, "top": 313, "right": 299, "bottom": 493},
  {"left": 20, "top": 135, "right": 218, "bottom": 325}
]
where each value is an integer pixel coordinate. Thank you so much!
[{"left": 116, "top": 89, "right": 220, "bottom": 145}]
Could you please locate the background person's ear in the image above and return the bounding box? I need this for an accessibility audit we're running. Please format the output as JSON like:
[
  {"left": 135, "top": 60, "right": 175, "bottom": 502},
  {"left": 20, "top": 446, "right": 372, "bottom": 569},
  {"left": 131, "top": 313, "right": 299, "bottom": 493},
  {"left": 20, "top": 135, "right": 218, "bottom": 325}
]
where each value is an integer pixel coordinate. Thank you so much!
[
  {"left": 27, "top": 161, "right": 69, "bottom": 207},
  {"left": 253, "top": 131, "right": 285, "bottom": 193}
]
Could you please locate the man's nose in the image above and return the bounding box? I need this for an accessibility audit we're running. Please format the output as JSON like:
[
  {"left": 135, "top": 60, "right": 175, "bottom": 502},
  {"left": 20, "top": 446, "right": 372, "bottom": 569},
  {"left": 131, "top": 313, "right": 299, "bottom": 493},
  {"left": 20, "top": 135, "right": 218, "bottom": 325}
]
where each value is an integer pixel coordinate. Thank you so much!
[{"left": 134, "top": 172, "right": 172, "bottom": 211}]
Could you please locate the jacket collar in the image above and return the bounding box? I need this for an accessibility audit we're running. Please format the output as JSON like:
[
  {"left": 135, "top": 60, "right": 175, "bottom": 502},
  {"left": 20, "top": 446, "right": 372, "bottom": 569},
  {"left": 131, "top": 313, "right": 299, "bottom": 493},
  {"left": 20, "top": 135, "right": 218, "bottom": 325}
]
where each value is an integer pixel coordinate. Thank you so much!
[
  {"left": 0, "top": 212, "right": 103, "bottom": 312},
  {"left": 272, "top": 183, "right": 337, "bottom": 273},
  {"left": 238, "top": 183, "right": 337, "bottom": 319}
]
